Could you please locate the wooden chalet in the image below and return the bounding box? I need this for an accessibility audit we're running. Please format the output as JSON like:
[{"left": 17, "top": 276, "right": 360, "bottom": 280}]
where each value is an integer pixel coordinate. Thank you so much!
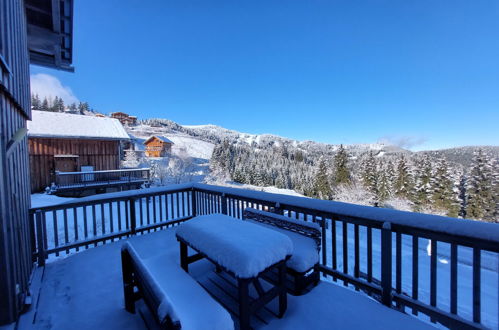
[
  {"left": 143, "top": 136, "right": 173, "bottom": 157},
  {"left": 0, "top": 0, "right": 75, "bottom": 324},
  {"left": 27, "top": 111, "right": 130, "bottom": 192},
  {"left": 110, "top": 111, "right": 137, "bottom": 126}
]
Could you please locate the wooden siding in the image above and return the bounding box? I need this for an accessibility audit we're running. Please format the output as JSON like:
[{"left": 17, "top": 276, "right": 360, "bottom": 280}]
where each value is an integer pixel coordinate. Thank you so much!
[
  {"left": 0, "top": 0, "right": 33, "bottom": 324},
  {"left": 144, "top": 137, "right": 172, "bottom": 157},
  {"left": 29, "top": 138, "right": 121, "bottom": 192}
]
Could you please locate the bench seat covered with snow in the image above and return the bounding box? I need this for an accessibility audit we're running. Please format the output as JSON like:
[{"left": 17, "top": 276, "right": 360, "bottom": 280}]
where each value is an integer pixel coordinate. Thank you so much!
[
  {"left": 243, "top": 208, "right": 321, "bottom": 295},
  {"left": 121, "top": 241, "right": 233, "bottom": 330}
]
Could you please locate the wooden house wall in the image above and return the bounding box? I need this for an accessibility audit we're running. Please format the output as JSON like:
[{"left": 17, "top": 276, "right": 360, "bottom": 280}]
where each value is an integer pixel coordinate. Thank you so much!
[
  {"left": 0, "top": 0, "right": 33, "bottom": 324},
  {"left": 28, "top": 138, "right": 121, "bottom": 192},
  {"left": 144, "top": 137, "right": 172, "bottom": 157}
]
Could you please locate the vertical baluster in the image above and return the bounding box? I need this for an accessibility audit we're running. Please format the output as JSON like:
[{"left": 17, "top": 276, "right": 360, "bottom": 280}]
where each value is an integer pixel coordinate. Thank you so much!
[
  {"left": 73, "top": 207, "right": 79, "bottom": 251},
  {"left": 169, "top": 193, "right": 173, "bottom": 218},
  {"left": 83, "top": 206, "right": 88, "bottom": 249},
  {"left": 146, "top": 197, "right": 151, "bottom": 227},
  {"left": 367, "top": 227, "right": 372, "bottom": 284},
  {"left": 450, "top": 243, "right": 458, "bottom": 315},
  {"left": 190, "top": 191, "right": 195, "bottom": 217},
  {"left": 53, "top": 210, "right": 59, "bottom": 257},
  {"left": 354, "top": 224, "right": 360, "bottom": 285},
  {"left": 165, "top": 192, "right": 172, "bottom": 220},
  {"left": 63, "top": 208, "right": 69, "bottom": 254},
  {"left": 472, "top": 248, "right": 481, "bottom": 323},
  {"left": 153, "top": 196, "right": 157, "bottom": 224},
  {"left": 412, "top": 235, "right": 419, "bottom": 315},
  {"left": 238, "top": 200, "right": 242, "bottom": 219},
  {"left": 125, "top": 200, "right": 130, "bottom": 231},
  {"left": 182, "top": 191, "right": 187, "bottom": 217},
  {"left": 321, "top": 216, "right": 327, "bottom": 269},
  {"left": 176, "top": 192, "right": 180, "bottom": 218},
  {"left": 159, "top": 195, "right": 163, "bottom": 222},
  {"left": 430, "top": 239, "right": 437, "bottom": 312},
  {"left": 342, "top": 221, "right": 348, "bottom": 286},
  {"left": 331, "top": 218, "right": 337, "bottom": 281},
  {"left": 396, "top": 232, "right": 402, "bottom": 308},
  {"left": 139, "top": 197, "right": 144, "bottom": 227},
  {"left": 92, "top": 204, "right": 97, "bottom": 247},
  {"left": 109, "top": 202, "right": 114, "bottom": 239},
  {"left": 117, "top": 201, "right": 122, "bottom": 232},
  {"left": 101, "top": 203, "right": 106, "bottom": 238}
]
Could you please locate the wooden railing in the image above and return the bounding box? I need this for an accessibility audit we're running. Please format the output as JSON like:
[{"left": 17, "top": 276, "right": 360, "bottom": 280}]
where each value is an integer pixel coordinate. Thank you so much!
[
  {"left": 54, "top": 168, "right": 150, "bottom": 190},
  {"left": 29, "top": 183, "right": 499, "bottom": 329}
]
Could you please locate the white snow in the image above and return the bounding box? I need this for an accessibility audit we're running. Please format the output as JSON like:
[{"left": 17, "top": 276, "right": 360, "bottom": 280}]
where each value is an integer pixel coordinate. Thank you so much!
[
  {"left": 123, "top": 242, "right": 233, "bottom": 330},
  {"left": 20, "top": 228, "right": 435, "bottom": 330},
  {"left": 28, "top": 110, "right": 129, "bottom": 140},
  {"left": 176, "top": 214, "right": 293, "bottom": 278}
]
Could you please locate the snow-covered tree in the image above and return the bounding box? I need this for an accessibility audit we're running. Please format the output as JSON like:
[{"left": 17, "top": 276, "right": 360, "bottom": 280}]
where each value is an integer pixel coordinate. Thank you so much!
[
  {"left": 466, "top": 150, "right": 495, "bottom": 221},
  {"left": 431, "top": 158, "right": 459, "bottom": 217},
  {"left": 394, "top": 156, "right": 413, "bottom": 200},
  {"left": 332, "top": 145, "right": 351, "bottom": 186},
  {"left": 313, "top": 158, "right": 332, "bottom": 199}
]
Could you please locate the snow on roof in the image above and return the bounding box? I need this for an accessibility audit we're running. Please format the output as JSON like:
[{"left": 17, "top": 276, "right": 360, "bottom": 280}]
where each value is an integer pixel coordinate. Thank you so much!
[
  {"left": 28, "top": 110, "right": 130, "bottom": 140},
  {"left": 144, "top": 135, "right": 174, "bottom": 144}
]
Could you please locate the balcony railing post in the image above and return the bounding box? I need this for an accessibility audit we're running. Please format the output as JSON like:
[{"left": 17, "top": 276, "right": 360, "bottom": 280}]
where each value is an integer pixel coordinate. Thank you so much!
[
  {"left": 35, "top": 210, "right": 46, "bottom": 267},
  {"left": 381, "top": 221, "right": 392, "bottom": 307},
  {"left": 191, "top": 188, "right": 197, "bottom": 217},
  {"left": 221, "top": 193, "right": 228, "bottom": 215},
  {"left": 129, "top": 198, "right": 137, "bottom": 235},
  {"left": 273, "top": 202, "right": 283, "bottom": 215}
]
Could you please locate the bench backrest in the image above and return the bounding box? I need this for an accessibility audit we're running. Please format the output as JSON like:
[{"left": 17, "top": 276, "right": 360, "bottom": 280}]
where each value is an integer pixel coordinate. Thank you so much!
[{"left": 243, "top": 208, "right": 321, "bottom": 251}]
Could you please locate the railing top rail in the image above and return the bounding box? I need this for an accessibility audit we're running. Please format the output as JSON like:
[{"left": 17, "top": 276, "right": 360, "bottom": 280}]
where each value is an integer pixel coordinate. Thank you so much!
[
  {"left": 192, "top": 183, "right": 499, "bottom": 250},
  {"left": 29, "top": 183, "right": 194, "bottom": 213},
  {"left": 29, "top": 182, "right": 499, "bottom": 250},
  {"left": 55, "top": 168, "right": 151, "bottom": 175}
]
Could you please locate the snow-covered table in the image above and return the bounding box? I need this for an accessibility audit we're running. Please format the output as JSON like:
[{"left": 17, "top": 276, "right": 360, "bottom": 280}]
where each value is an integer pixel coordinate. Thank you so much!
[{"left": 176, "top": 214, "right": 293, "bottom": 330}]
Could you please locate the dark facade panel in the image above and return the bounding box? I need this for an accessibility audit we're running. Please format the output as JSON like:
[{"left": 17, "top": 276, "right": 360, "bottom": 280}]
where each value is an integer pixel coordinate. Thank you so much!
[{"left": 26, "top": 0, "right": 74, "bottom": 72}]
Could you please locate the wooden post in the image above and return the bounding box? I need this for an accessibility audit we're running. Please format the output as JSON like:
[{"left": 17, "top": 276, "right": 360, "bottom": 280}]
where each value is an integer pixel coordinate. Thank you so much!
[
  {"left": 221, "top": 193, "right": 228, "bottom": 215},
  {"left": 278, "top": 261, "right": 287, "bottom": 317},
  {"left": 35, "top": 210, "right": 46, "bottom": 267},
  {"left": 191, "top": 189, "right": 197, "bottom": 217},
  {"left": 121, "top": 249, "right": 135, "bottom": 313},
  {"left": 180, "top": 241, "right": 188, "bottom": 272},
  {"left": 129, "top": 198, "right": 137, "bottom": 235},
  {"left": 238, "top": 278, "right": 251, "bottom": 330},
  {"left": 381, "top": 221, "right": 392, "bottom": 307}
]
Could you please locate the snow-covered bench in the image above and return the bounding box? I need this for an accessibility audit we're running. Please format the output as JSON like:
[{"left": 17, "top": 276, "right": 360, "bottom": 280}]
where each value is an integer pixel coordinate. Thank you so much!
[
  {"left": 243, "top": 208, "right": 321, "bottom": 295},
  {"left": 121, "top": 242, "right": 233, "bottom": 330}
]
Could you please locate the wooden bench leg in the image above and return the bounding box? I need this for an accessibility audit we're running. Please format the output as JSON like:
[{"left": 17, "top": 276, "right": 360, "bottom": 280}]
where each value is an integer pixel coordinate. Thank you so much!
[
  {"left": 121, "top": 249, "right": 135, "bottom": 313},
  {"left": 238, "top": 278, "right": 251, "bottom": 330},
  {"left": 278, "top": 262, "right": 287, "bottom": 318},
  {"left": 180, "top": 241, "right": 188, "bottom": 272}
]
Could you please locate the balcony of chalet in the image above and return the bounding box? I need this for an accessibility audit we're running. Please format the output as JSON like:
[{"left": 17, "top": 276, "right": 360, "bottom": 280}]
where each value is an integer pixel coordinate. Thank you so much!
[{"left": 21, "top": 183, "right": 499, "bottom": 330}]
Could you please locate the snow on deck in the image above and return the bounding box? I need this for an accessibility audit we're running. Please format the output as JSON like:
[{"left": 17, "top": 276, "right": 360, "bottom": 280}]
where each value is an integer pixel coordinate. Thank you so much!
[{"left": 19, "top": 228, "right": 435, "bottom": 330}]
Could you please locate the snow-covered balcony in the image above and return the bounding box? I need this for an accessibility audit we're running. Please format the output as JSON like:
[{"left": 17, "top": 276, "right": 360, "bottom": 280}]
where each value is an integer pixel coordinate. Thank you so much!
[{"left": 26, "top": 184, "right": 499, "bottom": 329}]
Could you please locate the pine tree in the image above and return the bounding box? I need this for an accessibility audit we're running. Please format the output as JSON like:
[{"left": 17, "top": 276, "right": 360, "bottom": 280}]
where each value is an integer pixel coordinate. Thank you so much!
[
  {"left": 413, "top": 155, "right": 433, "bottom": 210},
  {"left": 466, "top": 149, "right": 495, "bottom": 221},
  {"left": 432, "top": 158, "right": 459, "bottom": 217},
  {"left": 31, "top": 94, "right": 41, "bottom": 110},
  {"left": 332, "top": 145, "right": 351, "bottom": 186},
  {"left": 377, "top": 164, "right": 391, "bottom": 202},
  {"left": 394, "top": 156, "right": 413, "bottom": 199},
  {"left": 313, "top": 158, "right": 332, "bottom": 199},
  {"left": 360, "top": 151, "right": 379, "bottom": 197},
  {"left": 40, "top": 97, "right": 50, "bottom": 112}
]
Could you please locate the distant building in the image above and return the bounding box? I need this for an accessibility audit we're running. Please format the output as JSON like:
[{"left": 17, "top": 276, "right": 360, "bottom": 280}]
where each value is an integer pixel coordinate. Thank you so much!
[
  {"left": 110, "top": 112, "right": 137, "bottom": 126},
  {"left": 27, "top": 111, "right": 130, "bottom": 192},
  {"left": 143, "top": 136, "right": 174, "bottom": 157}
]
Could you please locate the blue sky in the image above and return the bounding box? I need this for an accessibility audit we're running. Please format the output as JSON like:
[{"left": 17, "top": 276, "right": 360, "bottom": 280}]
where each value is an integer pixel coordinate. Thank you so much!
[{"left": 30, "top": 0, "right": 499, "bottom": 151}]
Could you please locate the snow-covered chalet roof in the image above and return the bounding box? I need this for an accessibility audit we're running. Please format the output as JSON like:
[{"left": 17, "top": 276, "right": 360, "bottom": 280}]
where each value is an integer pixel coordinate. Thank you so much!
[
  {"left": 143, "top": 135, "right": 174, "bottom": 144},
  {"left": 28, "top": 110, "right": 130, "bottom": 141}
]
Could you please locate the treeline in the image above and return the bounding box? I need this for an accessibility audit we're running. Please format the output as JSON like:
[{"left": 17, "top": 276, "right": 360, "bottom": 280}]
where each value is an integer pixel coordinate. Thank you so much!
[
  {"left": 31, "top": 93, "right": 91, "bottom": 114},
  {"left": 211, "top": 142, "right": 498, "bottom": 222}
]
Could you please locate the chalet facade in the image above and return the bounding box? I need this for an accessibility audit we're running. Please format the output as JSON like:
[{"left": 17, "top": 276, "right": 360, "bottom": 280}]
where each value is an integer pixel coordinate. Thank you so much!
[
  {"left": 27, "top": 111, "right": 130, "bottom": 192},
  {"left": 143, "top": 136, "right": 173, "bottom": 157},
  {"left": 0, "top": 0, "right": 75, "bottom": 324},
  {"left": 110, "top": 112, "right": 137, "bottom": 126}
]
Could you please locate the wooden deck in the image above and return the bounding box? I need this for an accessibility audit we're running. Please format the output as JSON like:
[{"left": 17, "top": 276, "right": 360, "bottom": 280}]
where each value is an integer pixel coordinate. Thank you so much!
[{"left": 17, "top": 228, "right": 435, "bottom": 330}]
